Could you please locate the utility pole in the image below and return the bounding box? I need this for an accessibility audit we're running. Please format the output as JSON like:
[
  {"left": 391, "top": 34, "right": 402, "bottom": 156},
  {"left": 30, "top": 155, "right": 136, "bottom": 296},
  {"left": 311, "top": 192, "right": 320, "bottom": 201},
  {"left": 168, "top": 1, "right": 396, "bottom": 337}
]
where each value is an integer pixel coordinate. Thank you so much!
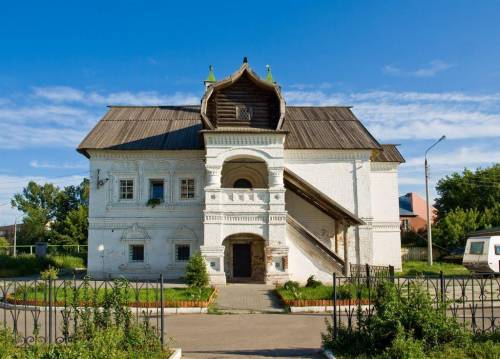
[{"left": 425, "top": 135, "right": 446, "bottom": 266}]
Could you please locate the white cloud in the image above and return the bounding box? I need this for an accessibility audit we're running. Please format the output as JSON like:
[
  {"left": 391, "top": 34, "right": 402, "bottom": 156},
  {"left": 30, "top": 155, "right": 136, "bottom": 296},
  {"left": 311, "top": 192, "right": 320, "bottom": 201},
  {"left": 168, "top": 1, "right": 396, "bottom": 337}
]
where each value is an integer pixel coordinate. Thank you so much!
[
  {"left": 32, "top": 86, "right": 85, "bottom": 102},
  {"left": 33, "top": 86, "right": 199, "bottom": 106},
  {"left": 0, "top": 174, "right": 85, "bottom": 225},
  {"left": 283, "top": 89, "right": 500, "bottom": 140},
  {"left": 0, "top": 122, "right": 87, "bottom": 149},
  {"left": 30, "top": 160, "right": 88, "bottom": 170},
  {"left": 0, "top": 87, "right": 199, "bottom": 150},
  {"left": 383, "top": 60, "right": 454, "bottom": 78},
  {"left": 404, "top": 147, "right": 500, "bottom": 168}
]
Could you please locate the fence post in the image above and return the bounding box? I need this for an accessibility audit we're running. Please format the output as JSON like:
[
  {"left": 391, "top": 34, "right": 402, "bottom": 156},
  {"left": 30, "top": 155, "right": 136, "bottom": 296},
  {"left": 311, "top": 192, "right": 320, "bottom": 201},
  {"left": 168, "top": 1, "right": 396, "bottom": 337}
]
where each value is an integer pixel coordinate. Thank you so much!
[
  {"left": 160, "top": 273, "right": 165, "bottom": 347},
  {"left": 332, "top": 272, "right": 338, "bottom": 339},
  {"left": 48, "top": 277, "right": 53, "bottom": 344},
  {"left": 365, "top": 263, "right": 370, "bottom": 287},
  {"left": 440, "top": 271, "right": 446, "bottom": 309},
  {"left": 389, "top": 265, "right": 395, "bottom": 284}
]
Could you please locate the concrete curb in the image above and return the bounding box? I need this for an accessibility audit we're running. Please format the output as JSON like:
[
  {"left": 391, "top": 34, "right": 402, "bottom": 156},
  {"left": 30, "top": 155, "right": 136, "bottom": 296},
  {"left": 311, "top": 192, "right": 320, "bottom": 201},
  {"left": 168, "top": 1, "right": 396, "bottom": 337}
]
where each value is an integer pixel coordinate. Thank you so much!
[
  {"left": 0, "top": 302, "right": 208, "bottom": 314},
  {"left": 168, "top": 348, "right": 182, "bottom": 359},
  {"left": 290, "top": 305, "right": 370, "bottom": 313}
]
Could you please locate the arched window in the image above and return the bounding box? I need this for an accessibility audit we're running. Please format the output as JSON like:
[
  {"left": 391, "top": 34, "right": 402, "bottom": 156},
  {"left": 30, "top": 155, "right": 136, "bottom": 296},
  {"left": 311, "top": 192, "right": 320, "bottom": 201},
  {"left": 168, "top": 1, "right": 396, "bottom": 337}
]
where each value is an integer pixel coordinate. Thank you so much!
[{"left": 233, "top": 178, "right": 253, "bottom": 189}]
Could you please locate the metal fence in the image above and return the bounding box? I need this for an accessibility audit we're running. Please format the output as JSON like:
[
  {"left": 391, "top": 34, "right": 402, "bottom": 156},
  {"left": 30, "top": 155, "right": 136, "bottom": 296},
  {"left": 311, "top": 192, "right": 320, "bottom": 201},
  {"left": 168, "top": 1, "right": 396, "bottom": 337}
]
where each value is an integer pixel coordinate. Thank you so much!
[
  {"left": 331, "top": 272, "right": 500, "bottom": 338},
  {"left": 349, "top": 263, "right": 394, "bottom": 278},
  {"left": 2, "top": 244, "right": 88, "bottom": 256},
  {"left": 0, "top": 275, "right": 166, "bottom": 346}
]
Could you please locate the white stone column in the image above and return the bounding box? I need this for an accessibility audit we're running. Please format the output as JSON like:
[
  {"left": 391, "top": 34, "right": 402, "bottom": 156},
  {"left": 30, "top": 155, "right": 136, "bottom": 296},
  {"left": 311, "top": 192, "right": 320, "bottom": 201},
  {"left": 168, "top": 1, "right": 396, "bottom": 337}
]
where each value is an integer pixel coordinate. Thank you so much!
[
  {"left": 264, "top": 246, "right": 289, "bottom": 284},
  {"left": 205, "top": 165, "right": 222, "bottom": 188},
  {"left": 268, "top": 166, "right": 284, "bottom": 189},
  {"left": 200, "top": 245, "right": 226, "bottom": 284}
]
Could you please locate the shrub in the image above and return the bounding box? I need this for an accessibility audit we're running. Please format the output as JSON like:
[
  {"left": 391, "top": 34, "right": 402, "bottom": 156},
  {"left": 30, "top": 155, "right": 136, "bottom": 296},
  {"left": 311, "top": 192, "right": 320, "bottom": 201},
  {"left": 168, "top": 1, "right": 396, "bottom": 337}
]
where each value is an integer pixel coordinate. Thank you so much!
[
  {"left": 146, "top": 198, "right": 161, "bottom": 208},
  {"left": 306, "top": 275, "right": 322, "bottom": 288},
  {"left": 0, "top": 237, "right": 9, "bottom": 255},
  {"left": 40, "top": 265, "right": 59, "bottom": 280},
  {"left": 0, "top": 277, "right": 169, "bottom": 358},
  {"left": 0, "top": 253, "right": 85, "bottom": 278},
  {"left": 323, "top": 280, "right": 470, "bottom": 357},
  {"left": 185, "top": 252, "right": 209, "bottom": 288},
  {"left": 49, "top": 254, "right": 85, "bottom": 269}
]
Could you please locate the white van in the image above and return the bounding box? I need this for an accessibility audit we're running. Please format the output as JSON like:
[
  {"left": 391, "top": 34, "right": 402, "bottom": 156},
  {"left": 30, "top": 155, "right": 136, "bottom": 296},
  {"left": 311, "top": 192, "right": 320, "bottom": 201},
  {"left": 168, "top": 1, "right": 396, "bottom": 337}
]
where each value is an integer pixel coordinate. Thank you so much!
[{"left": 463, "top": 228, "right": 500, "bottom": 273}]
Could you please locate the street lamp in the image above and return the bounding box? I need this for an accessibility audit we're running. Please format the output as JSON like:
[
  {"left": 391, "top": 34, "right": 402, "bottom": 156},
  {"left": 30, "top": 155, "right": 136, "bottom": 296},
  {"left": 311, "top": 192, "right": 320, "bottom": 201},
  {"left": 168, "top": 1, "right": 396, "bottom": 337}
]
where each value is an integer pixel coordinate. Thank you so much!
[
  {"left": 425, "top": 135, "right": 446, "bottom": 266},
  {"left": 98, "top": 244, "right": 105, "bottom": 276}
]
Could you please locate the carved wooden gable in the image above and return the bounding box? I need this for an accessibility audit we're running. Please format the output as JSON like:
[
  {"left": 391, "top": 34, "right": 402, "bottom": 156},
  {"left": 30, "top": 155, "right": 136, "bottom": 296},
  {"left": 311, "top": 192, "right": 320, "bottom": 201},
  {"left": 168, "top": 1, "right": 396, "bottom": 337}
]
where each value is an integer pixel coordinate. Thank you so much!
[{"left": 205, "top": 70, "right": 282, "bottom": 129}]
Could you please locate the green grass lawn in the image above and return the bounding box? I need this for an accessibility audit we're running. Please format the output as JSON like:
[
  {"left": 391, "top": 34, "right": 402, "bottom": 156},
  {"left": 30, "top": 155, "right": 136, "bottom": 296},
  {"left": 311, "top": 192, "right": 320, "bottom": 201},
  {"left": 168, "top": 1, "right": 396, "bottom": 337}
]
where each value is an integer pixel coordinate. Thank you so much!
[
  {"left": 9, "top": 284, "right": 214, "bottom": 305},
  {"left": 399, "top": 261, "right": 469, "bottom": 277},
  {"left": 277, "top": 283, "right": 370, "bottom": 301},
  {"left": 0, "top": 254, "right": 86, "bottom": 278}
]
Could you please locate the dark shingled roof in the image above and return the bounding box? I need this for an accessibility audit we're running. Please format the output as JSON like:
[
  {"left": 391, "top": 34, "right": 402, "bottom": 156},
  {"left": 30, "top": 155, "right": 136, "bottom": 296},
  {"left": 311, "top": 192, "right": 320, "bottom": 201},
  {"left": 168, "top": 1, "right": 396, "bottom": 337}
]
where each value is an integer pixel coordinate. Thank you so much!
[
  {"left": 372, "top": 144, "right": 405, "bottom": 163},
  {"left": 78, "top": 105, "right": 384, "bottom": 156},
  {"left": 282, "top": 107, "right": 381, "bottom": 150},
  {"left": 78, "top": 106, "right": 204, "bottom": 155}
]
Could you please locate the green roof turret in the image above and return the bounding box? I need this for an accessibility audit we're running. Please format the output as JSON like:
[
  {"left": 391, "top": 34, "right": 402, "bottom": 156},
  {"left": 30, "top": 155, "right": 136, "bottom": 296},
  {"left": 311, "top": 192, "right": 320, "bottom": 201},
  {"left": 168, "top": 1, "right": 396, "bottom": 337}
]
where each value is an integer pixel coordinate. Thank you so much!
[
  {"left": 206, "top": 64, "right": 216, "bottom": 83},
  {"left": 265, "top": 64, "right": 274, "bottom": 83}
]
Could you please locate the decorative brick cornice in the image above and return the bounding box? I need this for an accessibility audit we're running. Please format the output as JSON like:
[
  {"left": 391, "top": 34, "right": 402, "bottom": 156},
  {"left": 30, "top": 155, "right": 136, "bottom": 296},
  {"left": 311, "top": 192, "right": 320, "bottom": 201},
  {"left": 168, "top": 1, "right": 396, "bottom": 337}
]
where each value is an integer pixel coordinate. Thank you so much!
[
  {"left": 370, "top": 162, "right": 399, "bottom": 172},
  {"left": 284, "top": 150, "right": 372, "bottom": 162},
  {"left": 204, "top": 133, "right": 285, "bottom": 147},
  {"left": 88, "top": 150, "right": 204, "bottom": 160}
]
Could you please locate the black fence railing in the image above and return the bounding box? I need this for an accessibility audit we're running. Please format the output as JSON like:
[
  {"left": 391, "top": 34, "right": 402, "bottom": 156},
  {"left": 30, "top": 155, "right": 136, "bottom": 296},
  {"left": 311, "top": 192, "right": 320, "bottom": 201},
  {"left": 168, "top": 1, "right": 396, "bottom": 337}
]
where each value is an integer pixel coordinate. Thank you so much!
[
  {"left": 349, "top": 263, "right": 394, "bottom": 278},
  {"left": 0, "top": 275, "right": 166, "bottom": 347},
  {"left": 331, "top": 272, "right": 500, "bottom": 338}
]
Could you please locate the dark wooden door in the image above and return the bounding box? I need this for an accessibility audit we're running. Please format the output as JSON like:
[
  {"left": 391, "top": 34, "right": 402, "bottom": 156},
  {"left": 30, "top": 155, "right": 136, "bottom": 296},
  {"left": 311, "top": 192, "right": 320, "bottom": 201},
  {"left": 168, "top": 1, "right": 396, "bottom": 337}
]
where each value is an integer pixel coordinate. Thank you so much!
[{"left": 233, "top": 244, "right": 252, "bottom": 277}]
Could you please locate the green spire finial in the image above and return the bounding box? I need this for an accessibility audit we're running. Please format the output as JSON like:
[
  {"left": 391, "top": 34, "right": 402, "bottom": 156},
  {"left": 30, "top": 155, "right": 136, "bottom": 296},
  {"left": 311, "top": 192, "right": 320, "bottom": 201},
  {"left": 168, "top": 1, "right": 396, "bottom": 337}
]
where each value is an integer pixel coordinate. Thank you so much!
[
  {"left": 265, "top": 64, "right": 274, "bottom": 83},
  {"left": 206, "top": 65, "right": 216, "bottom": 83}
]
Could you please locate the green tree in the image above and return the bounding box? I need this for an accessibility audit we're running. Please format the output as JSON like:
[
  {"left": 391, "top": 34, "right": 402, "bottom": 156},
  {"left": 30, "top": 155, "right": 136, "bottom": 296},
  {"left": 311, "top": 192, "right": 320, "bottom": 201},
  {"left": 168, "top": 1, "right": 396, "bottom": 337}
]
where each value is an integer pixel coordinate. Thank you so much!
[
  {"left": 433, "top": 208, "right": 482, "bottom": 248},
  {"left": 434, "top": 164, "right": 500, "bottom": 219},
  {"left": 185, "top": 252, "right": 209, "bottom": 288},
  {"left": 53, "top": 205, "right": 88, "bottom": 245},
  {"left": 11, "top": 182, "right": 60, "bottom": 241},
  {"left": 11, "top": 179, "right": 89, "bottom": 245}
]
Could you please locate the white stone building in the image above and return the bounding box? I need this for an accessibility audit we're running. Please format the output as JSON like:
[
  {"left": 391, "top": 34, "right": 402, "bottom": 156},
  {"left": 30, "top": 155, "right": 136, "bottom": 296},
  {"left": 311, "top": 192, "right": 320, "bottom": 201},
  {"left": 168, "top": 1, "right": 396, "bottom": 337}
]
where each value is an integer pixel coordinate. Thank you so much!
[{"left": 78, "top": 60, "right": 404, "bottom": 284}]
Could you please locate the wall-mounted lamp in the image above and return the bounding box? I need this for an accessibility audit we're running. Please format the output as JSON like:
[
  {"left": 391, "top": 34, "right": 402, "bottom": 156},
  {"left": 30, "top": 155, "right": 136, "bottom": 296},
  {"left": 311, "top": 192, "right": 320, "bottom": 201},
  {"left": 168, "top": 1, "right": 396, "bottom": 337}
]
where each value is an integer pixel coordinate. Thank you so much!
[{"left": 96, "top": 169, "right": 109, "bottom": 189}]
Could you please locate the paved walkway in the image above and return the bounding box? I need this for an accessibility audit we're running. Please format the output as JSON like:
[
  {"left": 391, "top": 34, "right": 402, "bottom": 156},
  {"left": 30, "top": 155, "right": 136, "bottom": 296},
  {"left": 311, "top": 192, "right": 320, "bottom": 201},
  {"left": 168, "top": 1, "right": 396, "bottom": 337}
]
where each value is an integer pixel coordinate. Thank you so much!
[
  {"left": 166, "top": 313, "right": 329, "bottom": 358},
  {"left": 215, "top": 284, "right": 284, "bottom": 313}
]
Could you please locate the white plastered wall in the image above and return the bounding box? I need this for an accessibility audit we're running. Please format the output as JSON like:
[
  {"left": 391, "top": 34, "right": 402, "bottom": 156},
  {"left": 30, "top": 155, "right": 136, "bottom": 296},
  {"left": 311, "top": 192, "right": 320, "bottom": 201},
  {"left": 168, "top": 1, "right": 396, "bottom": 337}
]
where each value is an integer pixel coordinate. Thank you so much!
[
  {"left": 369, "top": 162, "right": 402, "bottom": 270},
  {"left": 87, "top": 150, "right": 205, "bottom": 279}
]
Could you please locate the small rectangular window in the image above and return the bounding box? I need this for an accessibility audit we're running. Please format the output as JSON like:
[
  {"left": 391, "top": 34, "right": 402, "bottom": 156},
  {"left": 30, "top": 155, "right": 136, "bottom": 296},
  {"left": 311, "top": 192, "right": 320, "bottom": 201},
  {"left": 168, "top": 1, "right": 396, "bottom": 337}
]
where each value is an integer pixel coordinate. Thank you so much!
[
  {"left": 236, "top": 105, "right": 253, "bottom": 121},
  {"left": 150, "top": 180, "right": 164, "bottom": 201},
  {"left": 180, "top": 179, "right": 195, "bottom": 199},
  {"left": 175, "top": 244, "right": 190, "bottom": 261},
  {"left": 470, "top": 242, "right": 484, "bottom": 255},
  {"left": 495, "top": 245, "right": 500, "bottom": 256},
  {"left": 129, "top": 245, "right": 144, "bottom": 262},
  {"left": 119, "top": 179, "right": 134, "bottom": 200}
]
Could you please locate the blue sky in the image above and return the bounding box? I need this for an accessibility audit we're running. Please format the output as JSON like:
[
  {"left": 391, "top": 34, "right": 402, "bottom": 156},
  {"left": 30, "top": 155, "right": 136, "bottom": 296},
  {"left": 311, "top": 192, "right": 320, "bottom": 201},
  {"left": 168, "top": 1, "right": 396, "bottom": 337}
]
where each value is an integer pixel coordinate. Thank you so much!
[{"left": 1, "top": 0, "right": 499, "bottom": 224}]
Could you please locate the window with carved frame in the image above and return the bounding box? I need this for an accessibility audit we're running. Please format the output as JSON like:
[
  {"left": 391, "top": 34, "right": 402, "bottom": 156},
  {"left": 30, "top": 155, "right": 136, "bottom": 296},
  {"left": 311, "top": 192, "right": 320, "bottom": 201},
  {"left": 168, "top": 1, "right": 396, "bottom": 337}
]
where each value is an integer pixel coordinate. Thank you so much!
[{"left": 236, "top": 105, "right": 253, "bottom": 121}]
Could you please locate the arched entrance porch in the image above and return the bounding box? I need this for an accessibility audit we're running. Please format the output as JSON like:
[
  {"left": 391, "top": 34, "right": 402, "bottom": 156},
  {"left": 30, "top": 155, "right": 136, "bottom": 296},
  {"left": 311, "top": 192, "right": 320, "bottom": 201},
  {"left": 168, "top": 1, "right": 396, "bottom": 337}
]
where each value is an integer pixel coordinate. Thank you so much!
[{"left": 222, "top": 234, "right": 266, "bottom": 283}]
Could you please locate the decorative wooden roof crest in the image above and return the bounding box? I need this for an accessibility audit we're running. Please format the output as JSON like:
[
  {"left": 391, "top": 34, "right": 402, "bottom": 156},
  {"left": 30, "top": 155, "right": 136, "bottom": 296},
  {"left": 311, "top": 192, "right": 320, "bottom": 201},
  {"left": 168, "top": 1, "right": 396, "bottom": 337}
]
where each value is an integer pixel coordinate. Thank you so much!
[{"left": 200, "top": 58, "right": 286, "bottom": 130}]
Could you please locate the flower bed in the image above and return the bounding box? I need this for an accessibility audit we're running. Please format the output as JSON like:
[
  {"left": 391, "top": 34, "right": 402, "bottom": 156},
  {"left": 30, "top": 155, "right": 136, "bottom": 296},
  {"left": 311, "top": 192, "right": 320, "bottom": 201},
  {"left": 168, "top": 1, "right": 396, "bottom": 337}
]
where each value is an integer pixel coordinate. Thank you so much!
[
  {"left": 6, "top": 285, "right": 217, "bottom": 308},
  {"left": 276, "top": 281, "right": 371, "bottom": 307}
]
